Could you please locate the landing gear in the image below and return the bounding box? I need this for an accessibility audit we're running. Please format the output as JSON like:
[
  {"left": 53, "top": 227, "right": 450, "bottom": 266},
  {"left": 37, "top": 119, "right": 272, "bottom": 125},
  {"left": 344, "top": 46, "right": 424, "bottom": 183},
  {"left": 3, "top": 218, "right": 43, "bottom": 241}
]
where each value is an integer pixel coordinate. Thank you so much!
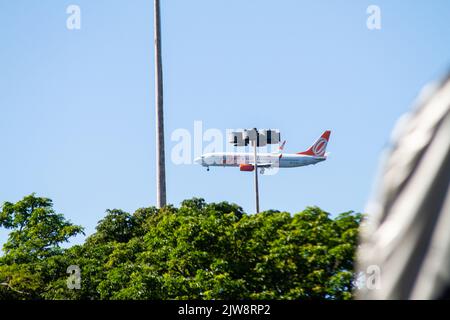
[
  {"left": 206, "top": 167, "right": 210, "bottom": 172},
  {"left": 260, "top": 168, "right": 265, "bottom": 174}
]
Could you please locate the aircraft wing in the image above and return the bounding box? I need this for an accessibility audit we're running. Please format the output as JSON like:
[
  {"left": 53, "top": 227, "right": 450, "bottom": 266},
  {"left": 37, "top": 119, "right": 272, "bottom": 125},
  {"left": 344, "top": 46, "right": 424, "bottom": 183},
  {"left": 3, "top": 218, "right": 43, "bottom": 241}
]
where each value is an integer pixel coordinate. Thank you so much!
[{"left": 249, "top": 163, "right": 273, "bottom": 168}]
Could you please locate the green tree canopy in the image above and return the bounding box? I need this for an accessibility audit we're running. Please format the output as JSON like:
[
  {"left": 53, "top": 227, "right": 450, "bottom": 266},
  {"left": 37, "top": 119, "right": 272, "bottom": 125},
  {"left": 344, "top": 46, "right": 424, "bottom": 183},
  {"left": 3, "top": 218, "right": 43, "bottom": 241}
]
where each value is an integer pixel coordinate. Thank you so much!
[
  {"left": 0, "top": 195, "right": 362, "bottom": 300},
  {"left": 0, "top": 194, "right": 84, "bottom": 298}
]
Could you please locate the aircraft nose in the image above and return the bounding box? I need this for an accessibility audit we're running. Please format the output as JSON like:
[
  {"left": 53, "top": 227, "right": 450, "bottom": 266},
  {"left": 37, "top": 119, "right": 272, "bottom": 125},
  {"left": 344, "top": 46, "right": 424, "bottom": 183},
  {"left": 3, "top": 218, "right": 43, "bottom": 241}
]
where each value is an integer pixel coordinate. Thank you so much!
[{"left": 194, "top": 156, "right": 203, "bottom": 165}]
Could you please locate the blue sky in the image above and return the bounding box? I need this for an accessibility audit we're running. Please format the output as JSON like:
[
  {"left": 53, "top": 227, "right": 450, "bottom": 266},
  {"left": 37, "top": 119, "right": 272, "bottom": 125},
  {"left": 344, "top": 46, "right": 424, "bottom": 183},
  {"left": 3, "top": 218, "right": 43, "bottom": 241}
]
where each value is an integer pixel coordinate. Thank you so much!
[{"left": 1, "top": 0, "right": 450, "bottom": 247}]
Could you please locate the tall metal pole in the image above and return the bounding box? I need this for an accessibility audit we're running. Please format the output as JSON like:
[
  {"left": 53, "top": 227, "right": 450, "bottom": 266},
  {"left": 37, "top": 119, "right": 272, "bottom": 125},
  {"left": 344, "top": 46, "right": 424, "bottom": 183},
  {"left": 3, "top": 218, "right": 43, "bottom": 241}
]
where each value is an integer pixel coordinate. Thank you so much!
[
  {"left": 253, "top": 141, "right": 260, "bottom": 213},
  {"left": 154, "top": 0, "right": 166, "bottom": 208}
]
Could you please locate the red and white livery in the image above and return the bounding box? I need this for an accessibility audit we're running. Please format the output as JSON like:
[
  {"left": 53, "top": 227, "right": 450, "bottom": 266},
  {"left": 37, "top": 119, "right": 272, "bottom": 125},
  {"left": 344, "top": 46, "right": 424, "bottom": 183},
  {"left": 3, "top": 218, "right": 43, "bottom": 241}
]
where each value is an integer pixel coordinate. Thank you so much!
[{"left": 195, "top": 130, "right": 332, "bottom": 173}]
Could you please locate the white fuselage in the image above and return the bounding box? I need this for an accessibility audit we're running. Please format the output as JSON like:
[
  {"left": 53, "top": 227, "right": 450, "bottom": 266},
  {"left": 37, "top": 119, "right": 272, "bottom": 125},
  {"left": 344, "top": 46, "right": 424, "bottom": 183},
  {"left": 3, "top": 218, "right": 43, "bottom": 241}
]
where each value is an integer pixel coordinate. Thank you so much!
[{"left": 195, "top": 152, "right": 326, "bottom": 169}]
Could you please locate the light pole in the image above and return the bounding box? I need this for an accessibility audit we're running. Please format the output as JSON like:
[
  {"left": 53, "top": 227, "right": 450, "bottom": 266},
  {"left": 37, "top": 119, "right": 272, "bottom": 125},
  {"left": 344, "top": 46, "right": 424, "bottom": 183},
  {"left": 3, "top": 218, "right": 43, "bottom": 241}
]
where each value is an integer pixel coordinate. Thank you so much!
[
  {"left": 253, "top": 137, "right": 260, "bottom": 213},
  {"left": 229, "top": 129, "right": 280, "bottom": 214},
  {"left": 154, "top": 0, "right": 166, "bottom": 208}
]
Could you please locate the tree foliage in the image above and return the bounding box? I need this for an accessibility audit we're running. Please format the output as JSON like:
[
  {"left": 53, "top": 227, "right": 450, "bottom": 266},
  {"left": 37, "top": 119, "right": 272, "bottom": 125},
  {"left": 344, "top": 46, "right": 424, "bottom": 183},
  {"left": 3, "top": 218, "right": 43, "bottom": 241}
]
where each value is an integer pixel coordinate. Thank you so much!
[
  {"left": 0, "top": 195, "right": 362, "bottom": 300},
  {"left": 0, "top": 194, "right": 84, "bottom": 298}
]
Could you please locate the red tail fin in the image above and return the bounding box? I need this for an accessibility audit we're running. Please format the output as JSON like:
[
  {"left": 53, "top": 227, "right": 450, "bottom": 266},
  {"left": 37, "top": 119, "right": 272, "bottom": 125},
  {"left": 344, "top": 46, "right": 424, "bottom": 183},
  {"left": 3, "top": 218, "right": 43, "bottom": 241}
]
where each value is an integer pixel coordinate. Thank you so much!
[{"left": 297, "top": 130, "right": 331, "bottom": 157}]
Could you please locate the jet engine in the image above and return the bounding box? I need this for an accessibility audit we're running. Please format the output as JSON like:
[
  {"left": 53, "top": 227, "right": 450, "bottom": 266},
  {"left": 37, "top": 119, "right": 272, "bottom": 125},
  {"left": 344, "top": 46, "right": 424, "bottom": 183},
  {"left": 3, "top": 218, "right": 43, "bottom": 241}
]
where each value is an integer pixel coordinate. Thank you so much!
[{"left": 239, "top": 164, "right": 255, "bottom": 172}]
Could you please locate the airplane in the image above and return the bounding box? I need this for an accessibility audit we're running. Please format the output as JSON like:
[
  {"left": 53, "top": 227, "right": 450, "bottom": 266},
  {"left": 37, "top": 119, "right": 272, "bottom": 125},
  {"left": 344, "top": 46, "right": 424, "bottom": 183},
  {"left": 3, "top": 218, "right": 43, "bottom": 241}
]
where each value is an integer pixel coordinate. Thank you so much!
[{"left": 194, "top": 130, "right": 331, "bottom": 174}]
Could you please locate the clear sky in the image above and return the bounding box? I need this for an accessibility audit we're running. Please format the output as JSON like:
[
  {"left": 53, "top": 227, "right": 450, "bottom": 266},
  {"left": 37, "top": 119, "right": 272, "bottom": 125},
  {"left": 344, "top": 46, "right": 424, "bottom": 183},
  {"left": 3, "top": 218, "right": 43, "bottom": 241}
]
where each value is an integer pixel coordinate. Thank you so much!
[{"left": 1, "top": 0, "right": 450, "bottom": 247}]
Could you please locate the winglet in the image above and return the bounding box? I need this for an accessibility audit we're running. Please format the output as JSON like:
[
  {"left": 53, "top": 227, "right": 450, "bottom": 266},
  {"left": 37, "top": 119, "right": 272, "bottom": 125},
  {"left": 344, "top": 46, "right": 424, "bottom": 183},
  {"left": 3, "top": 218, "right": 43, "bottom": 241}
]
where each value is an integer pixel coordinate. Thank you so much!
[{"left": 278, "top": 140, "right": 286, "bottom": 158}]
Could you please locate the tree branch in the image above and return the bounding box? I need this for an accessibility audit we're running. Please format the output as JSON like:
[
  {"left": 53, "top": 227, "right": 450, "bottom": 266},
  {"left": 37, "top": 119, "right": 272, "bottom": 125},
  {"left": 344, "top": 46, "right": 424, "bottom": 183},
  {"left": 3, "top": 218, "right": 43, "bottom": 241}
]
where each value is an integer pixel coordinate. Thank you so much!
[{"left": 0, "top": 282, "right": 31, "bottom": 295}]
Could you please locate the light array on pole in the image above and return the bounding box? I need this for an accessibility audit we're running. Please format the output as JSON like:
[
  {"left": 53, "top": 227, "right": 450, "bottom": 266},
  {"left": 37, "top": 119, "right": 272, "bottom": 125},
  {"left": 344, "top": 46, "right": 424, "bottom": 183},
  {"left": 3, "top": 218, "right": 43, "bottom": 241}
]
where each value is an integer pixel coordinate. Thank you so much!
[{"left": 229, "top": 129, "right": 280, "bottom": 147}]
